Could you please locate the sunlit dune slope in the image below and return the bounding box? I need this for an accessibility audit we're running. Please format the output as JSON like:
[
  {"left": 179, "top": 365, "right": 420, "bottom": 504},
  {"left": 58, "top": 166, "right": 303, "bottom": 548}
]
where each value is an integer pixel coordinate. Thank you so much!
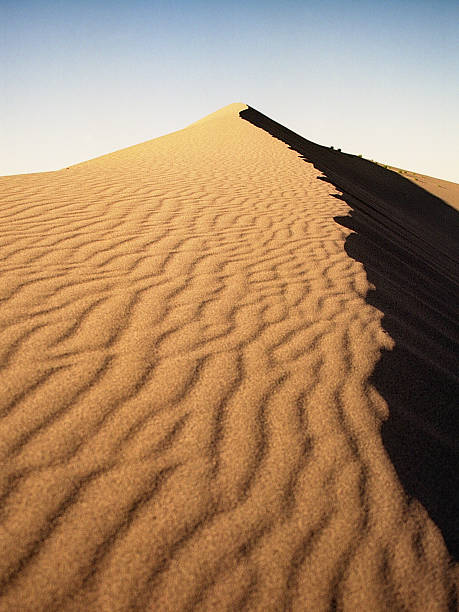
[{"left": 0, "top": 103, "right": 457, "bottom": 611}]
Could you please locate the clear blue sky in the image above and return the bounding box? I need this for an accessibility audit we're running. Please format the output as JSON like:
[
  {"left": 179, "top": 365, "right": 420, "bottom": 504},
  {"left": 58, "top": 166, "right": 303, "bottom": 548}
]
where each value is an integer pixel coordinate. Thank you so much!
[{"left": 1, "top": 0, "right": 458, "bottom": 181}]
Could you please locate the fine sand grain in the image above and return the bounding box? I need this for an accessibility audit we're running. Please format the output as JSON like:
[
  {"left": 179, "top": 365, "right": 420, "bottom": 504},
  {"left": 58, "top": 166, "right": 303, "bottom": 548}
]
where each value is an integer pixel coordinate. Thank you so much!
[{"left": 0, "top": 103, "right": 457, "bottom": 611}]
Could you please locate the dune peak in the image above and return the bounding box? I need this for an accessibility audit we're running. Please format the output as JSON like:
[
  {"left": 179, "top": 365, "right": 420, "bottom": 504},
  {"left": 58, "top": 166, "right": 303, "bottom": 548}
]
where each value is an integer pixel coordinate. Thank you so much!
[{"left": 187, "top": 102, "right": 248, "bottom": 126}]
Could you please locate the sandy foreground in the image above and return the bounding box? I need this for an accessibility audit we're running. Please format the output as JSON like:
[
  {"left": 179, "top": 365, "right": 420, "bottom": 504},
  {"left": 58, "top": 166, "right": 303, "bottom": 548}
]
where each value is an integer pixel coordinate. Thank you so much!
[{"left": 0, "top": 103, "right": 457, "bottom": 611}]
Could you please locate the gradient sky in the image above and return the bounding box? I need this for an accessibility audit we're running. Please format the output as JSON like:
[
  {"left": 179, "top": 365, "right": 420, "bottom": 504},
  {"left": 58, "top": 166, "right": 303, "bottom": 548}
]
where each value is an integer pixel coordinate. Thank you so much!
[{"left": 1, "top": 0, "right": 458, "bottom": 181}]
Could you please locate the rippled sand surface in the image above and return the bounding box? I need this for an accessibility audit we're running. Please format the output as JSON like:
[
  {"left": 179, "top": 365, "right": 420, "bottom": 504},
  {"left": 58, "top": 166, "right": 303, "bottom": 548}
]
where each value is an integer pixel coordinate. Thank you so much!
[{"left": 0, "top": 103, "right": 457, "bottom": 610}]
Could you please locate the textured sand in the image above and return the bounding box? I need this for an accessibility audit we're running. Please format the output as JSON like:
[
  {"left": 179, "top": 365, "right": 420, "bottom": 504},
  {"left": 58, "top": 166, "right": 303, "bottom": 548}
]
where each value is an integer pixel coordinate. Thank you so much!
[{"left": 0, "top": 103, "right": 457, "bottom": 611}]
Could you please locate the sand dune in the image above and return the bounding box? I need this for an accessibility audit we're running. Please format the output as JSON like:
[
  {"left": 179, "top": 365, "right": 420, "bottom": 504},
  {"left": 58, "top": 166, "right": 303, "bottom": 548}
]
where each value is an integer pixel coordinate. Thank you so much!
[{"left": 0, "top": 102, "right": 457, "bottom": 611}]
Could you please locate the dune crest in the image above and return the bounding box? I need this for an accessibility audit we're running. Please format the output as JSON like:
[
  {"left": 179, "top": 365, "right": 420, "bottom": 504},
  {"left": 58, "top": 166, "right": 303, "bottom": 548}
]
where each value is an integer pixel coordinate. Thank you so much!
[
  {"left": 0, "top": 103, "right": 457, "bottom": 611},
  {"left": 187, "top": 102, "right": 249, "bottom": 126}
]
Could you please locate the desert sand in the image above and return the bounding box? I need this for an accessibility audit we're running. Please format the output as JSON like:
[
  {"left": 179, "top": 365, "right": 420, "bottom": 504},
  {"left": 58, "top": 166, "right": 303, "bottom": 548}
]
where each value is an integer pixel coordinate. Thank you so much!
[{"left": 0, "top": 103, "right": 457, "bottom": 611}]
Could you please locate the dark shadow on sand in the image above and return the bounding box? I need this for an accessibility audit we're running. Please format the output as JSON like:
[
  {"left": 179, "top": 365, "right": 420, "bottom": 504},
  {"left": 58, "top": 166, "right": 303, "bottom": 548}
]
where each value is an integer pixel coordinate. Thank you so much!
[{"left": 240, "top": 106, "right": 459, "bottom": 560}]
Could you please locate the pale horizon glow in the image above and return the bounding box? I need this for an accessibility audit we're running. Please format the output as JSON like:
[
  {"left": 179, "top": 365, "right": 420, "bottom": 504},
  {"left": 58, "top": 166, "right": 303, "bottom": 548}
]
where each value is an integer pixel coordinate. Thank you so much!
[{"left": 1, "top": 0, "right": 458, "bottom": 183}]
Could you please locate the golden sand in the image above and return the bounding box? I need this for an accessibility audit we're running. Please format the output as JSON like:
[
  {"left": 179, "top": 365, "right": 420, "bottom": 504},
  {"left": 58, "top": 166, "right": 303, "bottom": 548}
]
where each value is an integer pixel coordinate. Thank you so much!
[{"left": 0, "top": 103, "right": 457, "bottom": 610}]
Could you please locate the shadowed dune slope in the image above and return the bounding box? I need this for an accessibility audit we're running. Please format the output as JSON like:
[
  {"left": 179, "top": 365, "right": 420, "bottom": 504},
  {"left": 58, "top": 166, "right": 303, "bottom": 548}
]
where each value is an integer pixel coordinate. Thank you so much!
[
  {"left": 240, "top": 106, "right": 459, "bottom": 561},
  {"left": 0, "top": 103, "right": 457, "bottom": 611}
]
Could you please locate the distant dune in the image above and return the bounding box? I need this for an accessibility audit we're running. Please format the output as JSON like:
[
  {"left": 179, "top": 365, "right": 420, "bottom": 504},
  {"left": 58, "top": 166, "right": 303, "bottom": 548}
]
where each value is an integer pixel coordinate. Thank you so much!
[{"left": 0, "top": 103, "right": 457, "bottom": 611}]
